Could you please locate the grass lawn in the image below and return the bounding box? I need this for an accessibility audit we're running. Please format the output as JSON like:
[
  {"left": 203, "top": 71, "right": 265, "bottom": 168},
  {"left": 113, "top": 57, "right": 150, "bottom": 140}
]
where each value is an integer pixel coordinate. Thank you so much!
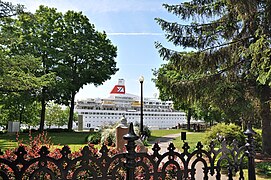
[
  {"left": 0, "top": 131, "right": 91, "bottom": 152},
  {"left": 149, "top": 129, "right": 205, "bottom": 151},
  {"left": 172, "top": 131, "right": 206, "bottom": 151},
  {"left": 149, "top": 129, "right": 185, "bottom": 141}
]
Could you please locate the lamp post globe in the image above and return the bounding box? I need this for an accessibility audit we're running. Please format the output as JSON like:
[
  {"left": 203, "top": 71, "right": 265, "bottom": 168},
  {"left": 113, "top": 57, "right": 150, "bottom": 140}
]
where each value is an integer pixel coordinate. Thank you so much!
[
  {"left": 139, "top": 76, "right": 144, "bottom": 83},
  {"left": 139, "top": 76, "right": 144, "bottom": 135}
]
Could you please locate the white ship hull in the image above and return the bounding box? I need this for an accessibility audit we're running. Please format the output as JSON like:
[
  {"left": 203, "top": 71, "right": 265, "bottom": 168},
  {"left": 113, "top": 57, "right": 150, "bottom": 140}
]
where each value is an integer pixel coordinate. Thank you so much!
[
  {"left": 75, "top": 79, "right": 187, "bottom": 130},
  {"left": 76, "top": 109, "right": 186, "bottom": 130}
]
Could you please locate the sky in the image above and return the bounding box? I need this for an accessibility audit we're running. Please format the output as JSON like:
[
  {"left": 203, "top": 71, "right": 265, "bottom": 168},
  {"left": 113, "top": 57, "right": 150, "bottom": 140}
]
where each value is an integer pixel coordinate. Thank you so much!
[{"left": 10, "top": 0, "right": 184, "bottom": 100}]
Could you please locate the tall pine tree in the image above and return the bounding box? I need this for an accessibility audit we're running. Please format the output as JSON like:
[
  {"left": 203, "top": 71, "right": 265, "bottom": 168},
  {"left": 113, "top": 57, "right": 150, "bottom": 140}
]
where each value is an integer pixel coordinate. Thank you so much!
[{"left": 155, "top": 1, "right": 271, "bottom": 154}]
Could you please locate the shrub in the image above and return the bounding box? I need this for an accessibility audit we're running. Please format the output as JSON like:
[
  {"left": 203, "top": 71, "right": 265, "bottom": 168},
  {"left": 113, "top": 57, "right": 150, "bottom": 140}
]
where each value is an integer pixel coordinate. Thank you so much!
[
  {"left": 0, "top": 130, "right": 7, "bottom": 134},
  {"left": 203, "top": 123, "right": 245, "bottom": 147},
  {"left": 256, "top": 162, "right": 271, "bottom": 177},
  {"left": 253, "top": 129, "right": 262, "bottom": 152},
  {"left": 85, "top": 132, "right": 101, "bottom": 144},
  {"left": 45, "top": 128, "right": 73, "bottom": 133},
  {"left": 22, "top": 129, "right": 38, "bottom": 133},
  {"left": 101, "top": 128, "right": 116, "bottom": 146},
  {"left": 143, "top": 125, "right": 151, "bottom": 138},
  {"left": 133, "top": 124, "right": 151, "bottom": 139}
]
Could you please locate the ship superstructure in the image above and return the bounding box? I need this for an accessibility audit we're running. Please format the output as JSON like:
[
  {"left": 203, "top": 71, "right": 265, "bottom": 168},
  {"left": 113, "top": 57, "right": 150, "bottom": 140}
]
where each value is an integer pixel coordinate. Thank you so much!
[{"left": 75, "top": 79, "right": 186, "bottom": 130}]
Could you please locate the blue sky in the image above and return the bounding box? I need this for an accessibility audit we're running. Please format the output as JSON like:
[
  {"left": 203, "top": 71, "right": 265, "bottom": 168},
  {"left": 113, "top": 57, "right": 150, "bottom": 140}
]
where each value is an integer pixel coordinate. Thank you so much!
[{"left": 11, "top": 0, "right": 184, "bottom": 99}]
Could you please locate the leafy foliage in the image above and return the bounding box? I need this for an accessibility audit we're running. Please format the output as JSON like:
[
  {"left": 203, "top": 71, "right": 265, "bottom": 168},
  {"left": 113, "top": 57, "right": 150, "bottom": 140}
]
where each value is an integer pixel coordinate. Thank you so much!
[
  {"left": 256, "top": 162, "right": 271, "bottom": 177},
  {"left": 203, "top": 123, "right": 245, "bottom": 146},
  {"left": 45, "top": 102, "right": 68, "bottom": 128},
  {"left": 55, "top": 10, "right": 118, "bottom": 130},
  {"left": 85, "top": 132, "right": 101, "bottom": 144},
  {"left": 0, "top": 4, "right": 118, "bottom": 131},
  {"left": 101, "top": 127, "right": 116, "bottom": 146},
  {"left": 0, "top": 0, "right": 24, "bottom": 18},
  {"left": 0, "top": 94, "right": 41, "bottom": 126},
  {"left": 0, "top": 54, "right": 55, "bottom": 92},
  {"left": 154, "top": 0, "right": 271, "bottom": 154},
  {"left": 254, "top": 128, "right": 263, "bottom": 152}
]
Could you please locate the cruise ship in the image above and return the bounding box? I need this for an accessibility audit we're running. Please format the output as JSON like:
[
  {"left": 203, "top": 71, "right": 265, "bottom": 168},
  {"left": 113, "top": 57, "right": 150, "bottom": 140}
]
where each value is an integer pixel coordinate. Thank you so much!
[{"left": 75, "top": 79, "right": 186, "bottom": 130}]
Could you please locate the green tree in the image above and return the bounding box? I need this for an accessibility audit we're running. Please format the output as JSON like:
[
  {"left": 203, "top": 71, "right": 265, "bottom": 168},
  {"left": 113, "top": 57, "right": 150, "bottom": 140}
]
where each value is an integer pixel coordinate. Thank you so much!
[
  {"left": 155, "top": 1, "right": 271, "bottom": 154},
  {"left": 2, "top": 6, "right": 62, "bottom": 131},
  {"left": 45, "top": 102, "right": 68, "bottom": 128},
  {"left": 3, "top": 6, "right": 118, "bottom": 131},
  {"left": 0, "top": 0, "right": 24, "bottom": 18},
  {"left": 0, "top": 2, "right": 54, "bottom": 93},
  {"left": 0, "top": 54, "right": 55, "bottom": 93},
  {"left": 54, "top": 10, "right": 118, "bottom": 131},
  {"left": 0, "top": 2, "right": 55, "bottom": 129},
  {"left": 0, "top": 92, "right": 40, "bottom": 126}
]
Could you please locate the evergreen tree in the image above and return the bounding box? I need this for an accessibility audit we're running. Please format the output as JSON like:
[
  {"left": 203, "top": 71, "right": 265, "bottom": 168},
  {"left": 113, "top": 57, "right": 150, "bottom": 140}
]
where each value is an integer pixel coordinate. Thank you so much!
[{"left": 155, "top": 1, "right": 271, "bottom": 154}]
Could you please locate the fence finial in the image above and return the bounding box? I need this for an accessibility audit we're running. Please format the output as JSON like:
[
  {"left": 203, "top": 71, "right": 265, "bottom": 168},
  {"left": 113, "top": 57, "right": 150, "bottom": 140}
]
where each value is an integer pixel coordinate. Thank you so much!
[
  {"left": 123, "top": 123, "right": 139, "bottom": 179},
  {"left": 244, "top": 122, "right": 256, "bottom": 137},
  {"left": 123, "top": 122, "right": 139, "bottom": 141},
  {"left": 244, "top": 121, "right": 256, "bottom": 180}
]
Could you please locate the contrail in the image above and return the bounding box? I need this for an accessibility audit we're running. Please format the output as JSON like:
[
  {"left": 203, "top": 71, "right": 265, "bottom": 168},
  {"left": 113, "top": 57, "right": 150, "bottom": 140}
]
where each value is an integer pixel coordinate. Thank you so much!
[{"left": 107, "top": 32, "right": 163, "bottom": 36}]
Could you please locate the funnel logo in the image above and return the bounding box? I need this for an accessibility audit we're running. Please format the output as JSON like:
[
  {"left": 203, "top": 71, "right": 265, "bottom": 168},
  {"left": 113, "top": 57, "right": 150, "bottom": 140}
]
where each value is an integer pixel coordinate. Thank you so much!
[
  {"left": 110, "top": 85, "right": 125, "bottom": 94},
  {"left": 117, "top": 87, "right": 124, "bottom": 92}
]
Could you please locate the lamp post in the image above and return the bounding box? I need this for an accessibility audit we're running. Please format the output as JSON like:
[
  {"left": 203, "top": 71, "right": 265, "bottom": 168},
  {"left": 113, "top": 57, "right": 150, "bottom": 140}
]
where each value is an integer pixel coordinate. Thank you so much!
[{"left": 139, "top": 76, "right": 144, "bottom": 135}]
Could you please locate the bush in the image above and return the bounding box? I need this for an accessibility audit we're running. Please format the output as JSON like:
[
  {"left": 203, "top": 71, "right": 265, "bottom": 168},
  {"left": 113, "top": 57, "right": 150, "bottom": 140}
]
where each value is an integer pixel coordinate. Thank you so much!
[
  {"left": 133, "top": 124, "right": 151, "bottom": 139},
  {"left": 86, "top": 132, "right": 101, "bottom": 144},
  {"left": 0, "top": 130, "right": 7, "bottom": 134},
  {"left": 45, "top": 128, "right": 73, "bottom": 133},
  {"left": 22, "top": 129, "right": 38, "bottom": 133},
  {"left": 253, "top": 129, "right": 262, "bottom": 152},
  {"left": 101, "top": 128, "right": 116, "bottom": 146},
  {"left": 143, "top": 125, "right": 151, "bottom": 138},
  {"left": 203, "top": 123, "right": 245, "bottom": 147},
  {"left": 256, "top": 162, "right": 271, "bottom": 177}
]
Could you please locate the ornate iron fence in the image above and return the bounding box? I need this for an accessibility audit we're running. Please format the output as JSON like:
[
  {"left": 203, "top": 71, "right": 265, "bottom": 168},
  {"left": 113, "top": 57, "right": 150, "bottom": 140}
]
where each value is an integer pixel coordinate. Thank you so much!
[{"left": 0, "top": 123, "right": 256, "bottom": 180}]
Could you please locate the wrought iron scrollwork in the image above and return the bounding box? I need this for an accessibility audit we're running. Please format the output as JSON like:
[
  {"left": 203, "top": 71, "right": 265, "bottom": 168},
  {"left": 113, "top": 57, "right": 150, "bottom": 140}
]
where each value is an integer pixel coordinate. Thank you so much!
[{"left": 0, "top": 122, "right": 256, "bottom": 179}]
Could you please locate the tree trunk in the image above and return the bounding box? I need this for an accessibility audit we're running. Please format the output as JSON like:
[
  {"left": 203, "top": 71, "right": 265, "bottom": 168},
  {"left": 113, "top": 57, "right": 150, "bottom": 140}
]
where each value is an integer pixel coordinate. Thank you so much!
[
  {"left": 19, "top": 106, "right": 24, "bottom": 124},
  {"left": 259, "top": 85, "right": 271, "bottom": 155},
  {"left": 39, "top": 97, "right": 46, "bottom": 132},
  {"left": 68, "top": 91, "right": 76, "bottom": 131},
  {"left": 187, "top": 108, "right": 191, "bottom": 130}
]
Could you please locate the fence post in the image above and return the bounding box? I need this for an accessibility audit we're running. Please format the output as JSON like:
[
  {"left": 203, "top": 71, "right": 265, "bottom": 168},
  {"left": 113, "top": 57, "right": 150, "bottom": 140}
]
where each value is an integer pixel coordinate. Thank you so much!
[
  {"left": 244, "top": 122, "right": 256, "bottom": 180},
  {"left": 123, "top": 123, "right": 139, "bottom": 180}
]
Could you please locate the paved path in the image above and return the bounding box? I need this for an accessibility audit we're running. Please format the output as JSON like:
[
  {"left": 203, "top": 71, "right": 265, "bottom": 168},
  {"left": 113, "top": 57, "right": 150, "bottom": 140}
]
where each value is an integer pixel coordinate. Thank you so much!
[
  {"left": 148, "top": 133, "right": 181, "bottom": 153},
  {"left": 148, "top": 133, "right": 229, "bottom": 179}
]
